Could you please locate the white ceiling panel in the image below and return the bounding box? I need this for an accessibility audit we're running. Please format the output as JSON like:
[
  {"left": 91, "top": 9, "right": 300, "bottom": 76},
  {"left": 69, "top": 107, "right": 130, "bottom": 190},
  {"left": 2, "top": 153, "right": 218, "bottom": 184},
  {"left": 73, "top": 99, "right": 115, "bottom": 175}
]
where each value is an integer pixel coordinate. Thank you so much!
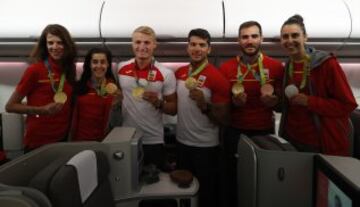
[
  {"left": 224, "top": 0, "right": 352, "bottom": 38},
  {"left": 100, "top": 0, "right": 224, "bottom": 38},
  {"left": 343, "top": 0, "right": 360, "bottom": 38},
  {"left": 0, "top": 0, "right": 103, "bottom": 38}
]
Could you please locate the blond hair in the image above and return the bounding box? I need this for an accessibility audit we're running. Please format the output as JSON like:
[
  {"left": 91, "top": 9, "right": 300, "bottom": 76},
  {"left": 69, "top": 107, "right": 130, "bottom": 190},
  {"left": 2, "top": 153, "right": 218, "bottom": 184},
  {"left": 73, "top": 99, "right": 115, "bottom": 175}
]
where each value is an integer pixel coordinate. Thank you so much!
[{"left": 132, "top": 26, "right": 157, "bottom": 42}]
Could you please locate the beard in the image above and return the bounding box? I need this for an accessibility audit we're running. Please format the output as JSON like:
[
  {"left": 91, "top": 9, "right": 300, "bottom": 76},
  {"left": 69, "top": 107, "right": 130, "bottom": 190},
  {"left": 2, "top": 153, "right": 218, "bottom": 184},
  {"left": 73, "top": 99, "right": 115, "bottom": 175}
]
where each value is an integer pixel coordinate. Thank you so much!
[
  {"left": 240, "top": 45, "right": 261, "bottom": 57},
  {"left": 190, "top": 55, "right": 207, "bottom": 66}
]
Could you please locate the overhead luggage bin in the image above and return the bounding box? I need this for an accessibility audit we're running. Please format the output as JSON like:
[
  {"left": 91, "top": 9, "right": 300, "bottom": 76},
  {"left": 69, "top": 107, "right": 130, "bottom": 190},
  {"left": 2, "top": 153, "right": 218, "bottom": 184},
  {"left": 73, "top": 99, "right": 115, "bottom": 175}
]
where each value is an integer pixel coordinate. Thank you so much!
[{"left": 100, "top": 0, "right": 224, "bottom": 39}]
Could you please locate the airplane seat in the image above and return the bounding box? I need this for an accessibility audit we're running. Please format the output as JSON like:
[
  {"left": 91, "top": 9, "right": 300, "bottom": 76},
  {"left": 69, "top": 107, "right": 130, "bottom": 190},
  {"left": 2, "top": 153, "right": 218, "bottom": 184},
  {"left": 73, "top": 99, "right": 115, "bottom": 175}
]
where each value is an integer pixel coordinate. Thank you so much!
[
  {"left": 1, "top": 112, "right": 25, "bottom": 159},
  {"left": 0, "top": 183, "right": 51, "bottom": 207},
  {"left": 351, "top": 109, "right": 360, "bottom": 159},
  {"left": 29, "top": 150, "right": 115, "bottom": 207},
  {"left": 237, "top": 135, "right": 315, "bottom": 207},
  {"left": 348, "top": 117, "right": 355, "bottom": 157}
]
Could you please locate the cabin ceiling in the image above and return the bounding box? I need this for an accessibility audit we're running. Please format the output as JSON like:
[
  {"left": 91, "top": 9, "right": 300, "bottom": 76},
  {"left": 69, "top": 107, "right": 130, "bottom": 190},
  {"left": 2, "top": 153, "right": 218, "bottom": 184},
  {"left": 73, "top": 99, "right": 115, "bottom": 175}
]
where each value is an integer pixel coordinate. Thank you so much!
[{"left": 0, "top": 0, "right": 359, "bottom": 60}]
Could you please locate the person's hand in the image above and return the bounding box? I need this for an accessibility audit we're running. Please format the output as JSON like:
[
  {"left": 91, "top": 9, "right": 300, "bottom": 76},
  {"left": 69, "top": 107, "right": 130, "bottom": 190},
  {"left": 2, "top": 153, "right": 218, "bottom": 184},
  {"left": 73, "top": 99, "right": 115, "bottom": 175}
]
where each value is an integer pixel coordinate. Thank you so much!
[
  {"left": 143, "top": 91, "right": 161, "bottom": 108},
  {"left": 42, "top": 102, "right": 63, "bottom": 115},
  {"left": 290, "top": 93, "right": 308, "bottom": 106},
  {"left": 260, "top": 94, "right": 278, "bottom": 107},
  {"left": 189, "top": 88, "right": 207, "bottom": 110},
  {"left": 232, "top": 92, "right": 247, "bottom": 106},
  {"left": 112, "top": 89, "right": 123, "bottom": 107}
]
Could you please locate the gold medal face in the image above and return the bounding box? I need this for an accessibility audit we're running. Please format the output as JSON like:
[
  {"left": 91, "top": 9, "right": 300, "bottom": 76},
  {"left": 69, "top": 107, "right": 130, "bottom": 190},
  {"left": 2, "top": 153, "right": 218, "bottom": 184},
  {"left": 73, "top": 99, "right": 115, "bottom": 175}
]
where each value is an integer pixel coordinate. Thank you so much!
[
  {"left": 260, "top": 83, "right": 274, "bottom": 96},
  {"left": 185, "top": 77, "right": 197, "bottom": 90},
  {"left": 53, "top": 92, "right": 67, "bottom": 104},
  {"left": 132, "top": 87, "right": 145, "bottom": 100},
  {"left": 232, "top": 82, "right": 245, "bottom": 95},
  {"left": 105, "top": 83, "right": 118, "bottom": 95}
]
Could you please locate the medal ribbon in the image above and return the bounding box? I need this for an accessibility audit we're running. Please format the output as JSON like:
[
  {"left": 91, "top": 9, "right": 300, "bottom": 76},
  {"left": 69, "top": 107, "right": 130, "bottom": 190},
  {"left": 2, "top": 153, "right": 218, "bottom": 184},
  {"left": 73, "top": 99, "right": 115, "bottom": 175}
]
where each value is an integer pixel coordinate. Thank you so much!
[
  {"left": 188, "top": 60, "right": 208, "bottom": 78},
  {"left": 236, "top": 53, "right": 266, "bottom": 86},
  {"left": 133, "top": 58, "right": 155, "bottom": 87},
  {"left": 92, "top": 79, "right": 107, "bottom": 96},
  {"left": 44, "top": 58, "right": 65, "bottom": 94},
  {"left": 288, "top": 55, "right": 310, "bottom": 89}
]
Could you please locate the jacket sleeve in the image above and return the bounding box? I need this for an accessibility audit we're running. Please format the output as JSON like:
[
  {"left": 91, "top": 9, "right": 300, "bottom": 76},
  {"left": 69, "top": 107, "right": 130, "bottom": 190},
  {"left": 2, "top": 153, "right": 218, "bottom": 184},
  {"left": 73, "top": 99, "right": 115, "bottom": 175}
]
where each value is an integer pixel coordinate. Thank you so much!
[{"left": 307, "top": 58, "right": 357, "bottom": 117}]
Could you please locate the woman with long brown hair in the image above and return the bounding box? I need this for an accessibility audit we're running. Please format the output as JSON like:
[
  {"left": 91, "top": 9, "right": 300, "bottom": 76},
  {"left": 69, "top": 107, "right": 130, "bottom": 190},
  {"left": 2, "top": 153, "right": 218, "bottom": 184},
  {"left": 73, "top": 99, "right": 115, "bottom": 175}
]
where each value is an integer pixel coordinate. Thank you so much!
[{"left": 6, "top": 24, "right": 77, "bottom": 152}]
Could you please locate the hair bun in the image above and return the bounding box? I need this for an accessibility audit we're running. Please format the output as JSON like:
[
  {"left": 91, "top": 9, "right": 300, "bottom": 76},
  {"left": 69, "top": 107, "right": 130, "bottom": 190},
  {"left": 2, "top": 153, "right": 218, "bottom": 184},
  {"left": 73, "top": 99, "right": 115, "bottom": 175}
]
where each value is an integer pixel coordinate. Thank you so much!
[{"left": 289, "top": 14, "right": 304, "bottom": 24}]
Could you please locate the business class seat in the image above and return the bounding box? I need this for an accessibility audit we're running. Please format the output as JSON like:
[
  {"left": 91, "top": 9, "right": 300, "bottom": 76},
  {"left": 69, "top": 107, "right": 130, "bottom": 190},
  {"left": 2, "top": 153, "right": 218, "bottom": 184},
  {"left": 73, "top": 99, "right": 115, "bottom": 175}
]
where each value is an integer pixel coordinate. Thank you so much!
[
  {"left": 29, "top": 150, "right": 115, "bottom": 207},
  {"left": 0, "top": 183, "right": 51, "bottom": 207}
]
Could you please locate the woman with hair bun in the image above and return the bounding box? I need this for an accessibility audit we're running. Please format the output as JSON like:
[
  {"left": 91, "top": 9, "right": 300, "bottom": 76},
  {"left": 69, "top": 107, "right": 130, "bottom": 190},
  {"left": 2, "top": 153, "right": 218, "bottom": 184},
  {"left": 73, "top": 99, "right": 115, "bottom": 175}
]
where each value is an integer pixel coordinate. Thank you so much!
[{"left": 279, "top": 14, "right": 357, "bottom": 155}]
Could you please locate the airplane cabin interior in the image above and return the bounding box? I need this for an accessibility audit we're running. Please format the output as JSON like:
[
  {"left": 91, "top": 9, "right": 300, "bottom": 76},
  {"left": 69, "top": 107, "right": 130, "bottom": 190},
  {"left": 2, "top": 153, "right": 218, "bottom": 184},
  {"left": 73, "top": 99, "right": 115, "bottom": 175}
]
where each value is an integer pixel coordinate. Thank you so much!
[{"left": 1, "top": 0, "right": 360, "bottom": 206}]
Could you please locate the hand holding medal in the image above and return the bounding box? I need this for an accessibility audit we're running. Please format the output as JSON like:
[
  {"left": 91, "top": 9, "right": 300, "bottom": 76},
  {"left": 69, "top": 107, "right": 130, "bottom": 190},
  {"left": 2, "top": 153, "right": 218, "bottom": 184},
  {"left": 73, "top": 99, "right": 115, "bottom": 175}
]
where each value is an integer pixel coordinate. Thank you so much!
[
  {"left": 186, "top": 60, "right": 208, "bottom": 90},
  {"left": 285, "top": 84, "right": 299, "bottom": 99},
  {"left": 142, "top": 91, "right": 162, "bottom": 109},
  {"left": 260, "top": 83, "right": 278, "bottom": 107},
  {"left": 185, "top": 77, "right": 198, "bottom": 90},
  {"left": 260, "top": 83, "right": 274, "bottom": 96},
  {"left": 232, "top": 82, "right": 245, "bottom": 96},
  {"left": 132, "top": 87, "right": 145, "bottom": 100},
  {"left": 232, "top": 92, "right": 247, "bottom": 106},
  {"left": 111, "top": 88, "right": 123, "bottom": 107},
  {"left": 105, "top": 82, "right": 118, "bottom": 95},
  {"left": 132, "top": 78, "right": 148, "bottom": 100}
]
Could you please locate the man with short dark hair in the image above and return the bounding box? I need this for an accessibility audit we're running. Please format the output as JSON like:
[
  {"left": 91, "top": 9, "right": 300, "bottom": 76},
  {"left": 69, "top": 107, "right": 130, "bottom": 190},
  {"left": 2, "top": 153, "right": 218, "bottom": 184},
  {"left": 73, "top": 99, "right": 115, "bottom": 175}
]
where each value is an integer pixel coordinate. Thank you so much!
[
  {"left": 175, "top": 28, "right": 230, "bottom": 207},
  {"left": 219, "top": 21, "right": 284, "bottom": 207}
]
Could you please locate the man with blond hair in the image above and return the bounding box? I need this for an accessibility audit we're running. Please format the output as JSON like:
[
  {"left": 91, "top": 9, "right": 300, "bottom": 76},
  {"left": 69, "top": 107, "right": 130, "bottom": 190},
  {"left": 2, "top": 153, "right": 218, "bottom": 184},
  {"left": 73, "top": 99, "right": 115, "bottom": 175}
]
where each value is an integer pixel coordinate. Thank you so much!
[{"left": 117, "top": 26, "right": 177, "bottom": 170}]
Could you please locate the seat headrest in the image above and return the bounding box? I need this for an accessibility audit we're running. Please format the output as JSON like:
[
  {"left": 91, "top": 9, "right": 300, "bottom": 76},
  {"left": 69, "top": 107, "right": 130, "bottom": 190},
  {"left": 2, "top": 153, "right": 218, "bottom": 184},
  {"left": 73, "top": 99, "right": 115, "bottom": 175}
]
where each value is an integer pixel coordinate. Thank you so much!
[{"left": 66, "top": 150, "right": 98, "bottom": 203}]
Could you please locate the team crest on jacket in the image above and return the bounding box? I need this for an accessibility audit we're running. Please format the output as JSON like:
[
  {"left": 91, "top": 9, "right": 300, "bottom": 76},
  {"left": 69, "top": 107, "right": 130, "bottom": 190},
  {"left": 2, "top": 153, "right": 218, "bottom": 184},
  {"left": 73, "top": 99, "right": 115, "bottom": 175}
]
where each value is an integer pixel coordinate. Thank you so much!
[
  {"left": 197, "top": 75, "right": 207, "bottom": 87},
  {"left": 148, "top": 70, "right": 157, "bottom": 81}
]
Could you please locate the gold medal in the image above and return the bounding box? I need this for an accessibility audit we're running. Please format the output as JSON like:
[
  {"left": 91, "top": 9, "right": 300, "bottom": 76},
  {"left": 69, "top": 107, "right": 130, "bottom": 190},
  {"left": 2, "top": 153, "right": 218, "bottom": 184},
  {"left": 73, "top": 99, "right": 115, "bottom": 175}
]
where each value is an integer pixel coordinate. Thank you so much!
[
  {"left": 53, "top": 92, "right": 67, "bottom": 104},
  {"left": 260, "top": 83, "right": 274, "bottom": 96},
  {"left": 132, "top": 87, "right": 145, "bottom": 100},
  {"left": 185, "top": 77, "right": 197, "bottom": 90},
  {"left": 105, "top": 82, "right": 118, "bottom": 95},
  {"left": 232, "top": 82, "right": 245, "bottom": 95}
]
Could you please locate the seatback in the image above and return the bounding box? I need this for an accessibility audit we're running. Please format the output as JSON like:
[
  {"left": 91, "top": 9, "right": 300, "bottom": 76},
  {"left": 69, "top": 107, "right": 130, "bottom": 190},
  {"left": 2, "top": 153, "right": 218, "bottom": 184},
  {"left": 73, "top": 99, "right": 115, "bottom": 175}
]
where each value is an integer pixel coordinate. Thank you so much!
[
  {"left": 249, "top": 134, "right": 297, "bottom": 151},
  {"left": 237, "top": 135, "right": 314, "bottom": 207},
  {"left": 29, "top": 150, "right": 114, "bottom": 207},
  {"left": 0, "top": 183, "right": 51, "bottom": 207}
]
